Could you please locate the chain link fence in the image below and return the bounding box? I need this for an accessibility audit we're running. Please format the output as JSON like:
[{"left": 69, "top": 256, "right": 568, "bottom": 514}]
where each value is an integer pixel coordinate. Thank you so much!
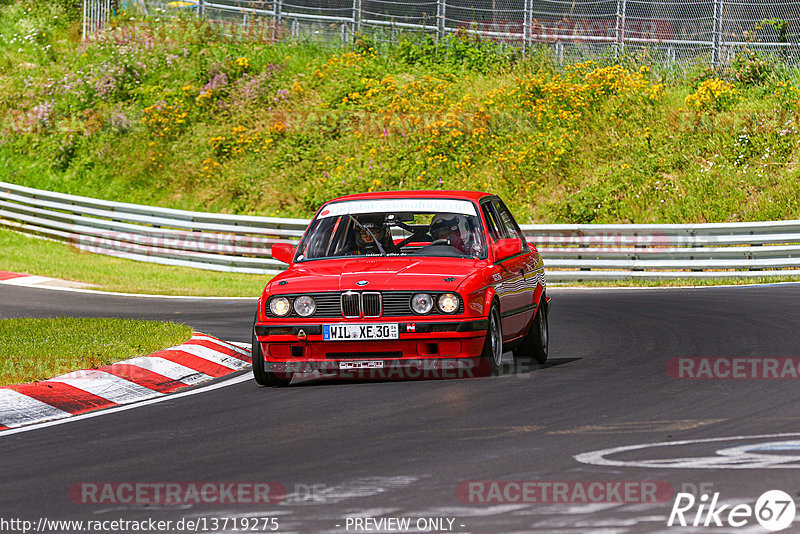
[{"left": 84, "top": 0, "right": 799, "bottom": 67}]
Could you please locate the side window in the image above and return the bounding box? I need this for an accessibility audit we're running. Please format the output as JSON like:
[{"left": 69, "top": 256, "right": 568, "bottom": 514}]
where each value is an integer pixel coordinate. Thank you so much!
[
  {"left": 481, "top": 203, "right": 504, "bottom": 242},
  {"left": 492, "top": 200, "right": 529, "bottom": 250}
]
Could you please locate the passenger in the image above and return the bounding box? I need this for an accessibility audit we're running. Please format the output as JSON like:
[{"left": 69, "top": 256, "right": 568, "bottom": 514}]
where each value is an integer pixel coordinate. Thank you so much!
[{"left": 429, "top": 214, "right": 468, "bottom": 254}]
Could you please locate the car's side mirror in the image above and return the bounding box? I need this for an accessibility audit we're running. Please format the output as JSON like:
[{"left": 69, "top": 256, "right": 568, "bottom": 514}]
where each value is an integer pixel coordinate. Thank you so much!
[
  {"left": 271, "top": 243, "right": 296, "bottom": 265},
  {"left": 492, "top": 238, "right": 523, "bottom": 261}
]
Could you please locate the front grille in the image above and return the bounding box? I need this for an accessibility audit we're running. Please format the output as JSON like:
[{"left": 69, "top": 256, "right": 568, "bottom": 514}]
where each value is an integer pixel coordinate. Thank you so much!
[
  {"left": 312, "top": 294, "right": 341, "bottom": 317},
  {"left": 341, "top": 292, "right": 360, "bottom": 318},
  {"left": 362, "top": 292, "right": 382, "bottom": 318},
  {"left": 382, "top": 292, "right": 414, "bottom": 316}
]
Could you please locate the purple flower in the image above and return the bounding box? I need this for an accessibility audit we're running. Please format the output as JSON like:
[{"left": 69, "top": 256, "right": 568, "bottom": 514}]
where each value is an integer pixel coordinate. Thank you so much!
[
  {"left": 204, "top": 72, "right": 228, "bottom": 92},
  {"left": 109, "top": 106, "right": 134, "bottom": 132}
]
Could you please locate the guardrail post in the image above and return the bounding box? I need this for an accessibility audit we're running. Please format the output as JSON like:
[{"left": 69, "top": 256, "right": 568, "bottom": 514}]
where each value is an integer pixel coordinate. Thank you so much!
[
  {"left": 712, "top": 0, "right": 723, "bottom": 67},
  {"left": 614, "top": 0, "right": 626, "bottom": 59},
  {"left": 352, "top": 0, "right": 362, "bottom": 36},
  {"left": 437, "top": 0, "right": 445, "bottom": 41}
]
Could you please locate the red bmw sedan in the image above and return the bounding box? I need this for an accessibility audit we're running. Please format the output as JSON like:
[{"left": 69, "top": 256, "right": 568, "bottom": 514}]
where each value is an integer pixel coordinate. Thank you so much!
[{"left": 252, "top": 190, "right": 549, "bottom": 386}]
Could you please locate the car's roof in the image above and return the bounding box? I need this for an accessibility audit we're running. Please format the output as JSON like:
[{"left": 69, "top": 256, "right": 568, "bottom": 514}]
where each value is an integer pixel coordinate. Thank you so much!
[{"left": 327, "top": 190, "right": 494, "bottom": 203}]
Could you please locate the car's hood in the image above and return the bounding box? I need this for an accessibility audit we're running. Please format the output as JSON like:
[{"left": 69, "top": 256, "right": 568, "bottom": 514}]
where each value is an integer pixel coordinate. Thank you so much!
[{"left": 268, "top": 257, "right": 479, "bottom": 293}]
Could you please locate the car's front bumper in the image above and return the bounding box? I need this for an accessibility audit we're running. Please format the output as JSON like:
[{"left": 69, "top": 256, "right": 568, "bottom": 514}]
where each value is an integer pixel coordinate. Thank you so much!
[{"left": 254, "top": 318, "right": 488, "bottom": 377}]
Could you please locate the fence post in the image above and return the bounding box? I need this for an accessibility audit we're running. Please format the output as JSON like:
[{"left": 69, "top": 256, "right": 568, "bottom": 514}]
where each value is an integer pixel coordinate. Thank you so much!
[
  {"left": 437, "top": 0, "right": 445, "bottom": 41},
  {"left": 712, "top": 0, "right": 723, "bottom": 67},
  {"left": 353, "top": 0, "right": 362, "bottom": 36},
  {"left": 274, "top": 0, "right": 282, "bottom": 42},
  {"left": 522, "top": 0, "right": 530, "bottom": 58},
  {"left": 197, "top": 0, "right": 203, "bottom": 18},
  {"left": 615, "top": 0, "right": 626, "bottom": 59}
]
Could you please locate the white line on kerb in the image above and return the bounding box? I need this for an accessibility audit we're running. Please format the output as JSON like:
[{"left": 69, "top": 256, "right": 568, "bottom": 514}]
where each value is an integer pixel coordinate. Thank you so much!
[{"left": 0, "top": 373, "right": 254, "bottom": 438}]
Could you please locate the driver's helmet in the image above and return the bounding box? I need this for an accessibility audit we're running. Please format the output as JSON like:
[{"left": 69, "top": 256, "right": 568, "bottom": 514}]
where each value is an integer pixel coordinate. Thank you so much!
[
  {"left": 430, "top": 214, "right": 468, "bottom": 252},
  {"left": 354, "top": 214, "right": 388, "bottom": 252}
]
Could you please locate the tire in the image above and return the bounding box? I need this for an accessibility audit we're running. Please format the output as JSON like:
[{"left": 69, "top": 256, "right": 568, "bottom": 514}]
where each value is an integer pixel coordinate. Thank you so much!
[
  {"left": 513, "top": 296, "right": 548, "bottom": 365},
  {"left": 252, "top": 321, "right": 292, "bottom": 387},
  {"left": 481, "top": 304, "right": 503, "bottom": 375}
]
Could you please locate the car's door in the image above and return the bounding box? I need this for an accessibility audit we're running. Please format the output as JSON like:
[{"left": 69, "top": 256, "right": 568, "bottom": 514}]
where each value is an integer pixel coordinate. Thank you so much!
[{"left": 482, "top": 199, "right": 536, "bottom": 340}]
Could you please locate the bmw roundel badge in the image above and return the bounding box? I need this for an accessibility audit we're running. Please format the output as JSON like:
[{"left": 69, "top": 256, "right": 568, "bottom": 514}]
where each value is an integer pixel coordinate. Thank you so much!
[{"left": 356, "top": 280, "right": 369, "bottom": 286}]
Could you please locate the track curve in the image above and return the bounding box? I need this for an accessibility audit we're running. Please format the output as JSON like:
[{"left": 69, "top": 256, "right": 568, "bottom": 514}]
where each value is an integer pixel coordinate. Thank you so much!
[{"left": 2, "top": 283, "right": 800, "bottom": 532}]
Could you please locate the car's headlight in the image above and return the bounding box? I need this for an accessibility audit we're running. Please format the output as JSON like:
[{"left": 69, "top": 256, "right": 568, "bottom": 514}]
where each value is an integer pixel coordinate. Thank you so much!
[
  {"left": 294, "top": 295, "right": 316, "bottom": 317},
  {"left": 437, "top": 293, "right": 460, "bottom": 314},
  {"left": 411, "top": 293, "right": 434, "bottom": 314},
  {"left": 269, "top": 297, "right": 291, "bottom": 316}
]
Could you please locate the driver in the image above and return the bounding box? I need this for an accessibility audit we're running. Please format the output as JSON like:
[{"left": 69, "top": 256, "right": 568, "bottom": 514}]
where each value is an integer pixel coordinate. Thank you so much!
[
  {"left": 350, "top": 214, "right": 395, "bottom": 255},
  {"left": 429, "top": 214, "right": 467, "bottom": 253}
]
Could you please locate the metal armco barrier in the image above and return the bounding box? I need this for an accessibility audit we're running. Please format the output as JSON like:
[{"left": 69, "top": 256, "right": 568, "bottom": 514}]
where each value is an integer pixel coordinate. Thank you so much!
[{"left": 3, "top": 181, "right": 800, "bottom": 281}]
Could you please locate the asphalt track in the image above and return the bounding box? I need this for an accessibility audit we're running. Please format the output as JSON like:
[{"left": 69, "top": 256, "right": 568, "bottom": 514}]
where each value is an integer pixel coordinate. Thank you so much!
[{"left": 2, "top": 283, "right": 800, "bottom": 533}]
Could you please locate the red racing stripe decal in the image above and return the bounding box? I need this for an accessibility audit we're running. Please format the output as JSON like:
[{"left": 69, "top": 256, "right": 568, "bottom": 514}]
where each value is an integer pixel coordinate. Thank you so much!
[
  {"left": 155, "top": 350, "right": 235, "bottom": 377},
  {"left": 183, "top": 339, "right": 252, "bottom": 363},
  {"left": 5, "top": 382, "right": 116, "bottom": 414},
  {"left": 98, "top": 364, "right": 187, "bottom": 394}
]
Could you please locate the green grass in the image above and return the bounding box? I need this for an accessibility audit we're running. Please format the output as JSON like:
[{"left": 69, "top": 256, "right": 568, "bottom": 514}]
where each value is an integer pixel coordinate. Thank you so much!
[
  {"left": 0, "top": 317, "right": 192, "bottom": 385},
  {"left": 1, "top": 5, "right": 800, "bottom": 293},
  {"left": 1, "top": 6, "right": 798, "bottom": 225},
  {"left": 0, "top": 227, "right": 269, "bottom": 296}
]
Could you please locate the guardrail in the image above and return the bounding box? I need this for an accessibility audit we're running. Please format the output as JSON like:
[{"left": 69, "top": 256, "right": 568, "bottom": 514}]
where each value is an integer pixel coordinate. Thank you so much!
[{"left": 3, "top": 181, "right": 800, "bottom": 281}]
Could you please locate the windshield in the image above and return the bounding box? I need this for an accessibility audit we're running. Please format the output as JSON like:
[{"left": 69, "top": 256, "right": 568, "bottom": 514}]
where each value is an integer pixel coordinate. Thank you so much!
[{"left": 295, "top": 198, "right": 487, "bottom": 261}]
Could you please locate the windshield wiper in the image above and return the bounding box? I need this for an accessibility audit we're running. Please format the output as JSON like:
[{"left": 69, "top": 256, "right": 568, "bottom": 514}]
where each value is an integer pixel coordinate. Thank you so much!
[{"left": 348, "top": 215, "right": 386, "bottom": 256}]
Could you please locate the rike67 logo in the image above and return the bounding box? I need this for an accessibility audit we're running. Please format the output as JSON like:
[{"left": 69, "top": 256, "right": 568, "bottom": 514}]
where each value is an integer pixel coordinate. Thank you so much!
[{"left": 668, "top": 490, "right": 796, "bottom": 531}]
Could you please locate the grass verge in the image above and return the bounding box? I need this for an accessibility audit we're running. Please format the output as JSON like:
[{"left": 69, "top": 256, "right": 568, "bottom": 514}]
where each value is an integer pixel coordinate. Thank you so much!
[
  {"left": 0, "top": 317, "right": 192, "bottom": 385},
  {"left": 0, "top": 227, "right": 269, "bottom": 296}
]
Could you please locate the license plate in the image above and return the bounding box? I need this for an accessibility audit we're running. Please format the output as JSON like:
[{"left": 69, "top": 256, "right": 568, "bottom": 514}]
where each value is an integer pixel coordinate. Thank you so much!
[
  {"left": 322, "top": 323, "right": 399, "bottom": 341},
  {"left": 339, "top": 360, "right": 385, "bottom": 370}
]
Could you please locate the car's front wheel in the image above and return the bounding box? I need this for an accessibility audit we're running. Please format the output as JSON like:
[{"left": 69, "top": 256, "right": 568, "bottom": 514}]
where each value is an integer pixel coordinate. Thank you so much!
[
  {"left": 252, "top": 323, "right": 292, "bottom": 387},
  {"left": 481, "top": 303, "right": 503, "bottom": 375},
  {"left": 513, "top": 295, "right": 548, "bottom": 365}
]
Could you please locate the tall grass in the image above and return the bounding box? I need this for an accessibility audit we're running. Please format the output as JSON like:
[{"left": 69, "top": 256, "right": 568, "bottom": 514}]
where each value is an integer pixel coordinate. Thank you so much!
[{"left": 1, "top": 6, "right": 798, "bottom": 223}]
